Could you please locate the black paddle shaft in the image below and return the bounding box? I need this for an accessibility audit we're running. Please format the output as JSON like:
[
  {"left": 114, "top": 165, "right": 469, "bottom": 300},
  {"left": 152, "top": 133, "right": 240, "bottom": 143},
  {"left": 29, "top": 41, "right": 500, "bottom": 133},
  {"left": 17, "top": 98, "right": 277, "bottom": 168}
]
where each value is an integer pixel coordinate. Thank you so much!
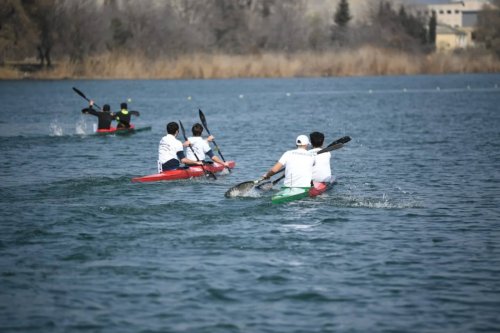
[
  {"left": 72, "top": 87, "right": 102, "bottom": 110},
  {"left": 198, "top": 110, "right": 229, "bottom": 163},
  {"left": 179, "top": 120, "right": 216, "bottom": 180}
]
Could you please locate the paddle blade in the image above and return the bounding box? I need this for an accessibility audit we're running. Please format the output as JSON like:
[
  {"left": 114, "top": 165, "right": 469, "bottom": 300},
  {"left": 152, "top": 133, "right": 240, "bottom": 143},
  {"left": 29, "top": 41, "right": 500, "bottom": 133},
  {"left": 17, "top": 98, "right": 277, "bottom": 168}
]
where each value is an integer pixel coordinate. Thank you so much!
[
  {"left": 205, "top": 170, "right": 217, "bottom": 180},
  {"left": 199, "top": 109, "right": 209, "bottom": 132},
  {"left": 225, "top": 181, "right": 259, "bottom": 198},
  {"left": 318, "top": 136, "right": 351, "bottom": 154},
  {"left": 327, "top": 136, "right": 351, "bottom": 147},
  {"left": 72, "top": 87, "right": 87, "bottom": 99},
  {"left": 338, "top": 136, "right": 351, "bottom": 144}
]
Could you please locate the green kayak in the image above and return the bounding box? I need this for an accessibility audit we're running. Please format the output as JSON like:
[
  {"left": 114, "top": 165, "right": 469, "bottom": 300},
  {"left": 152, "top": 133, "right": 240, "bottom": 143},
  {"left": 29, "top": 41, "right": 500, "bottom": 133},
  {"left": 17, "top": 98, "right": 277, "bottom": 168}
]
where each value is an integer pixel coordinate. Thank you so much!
[{"left": 271, "top": 187, "right": 311, "bottom": 204}]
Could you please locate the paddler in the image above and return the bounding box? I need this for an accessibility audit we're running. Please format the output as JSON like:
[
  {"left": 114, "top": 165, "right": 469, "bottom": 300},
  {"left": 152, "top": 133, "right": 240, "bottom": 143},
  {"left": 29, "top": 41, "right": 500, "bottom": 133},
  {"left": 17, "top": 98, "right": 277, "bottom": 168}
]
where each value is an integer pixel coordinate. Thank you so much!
[
  {"left": 309, "top": 131, "right": 334, "bottom": 183},
  {"left": 81, "top": 100, "right": 115, "bottom": 130},
  {"left": 114, "top": 102, "right": 140, "bottom": 129},
  {"left": 186, "top": 123, "right": 231, "bottom": 168},
  {"left": 158, "top": 122, "right": 203, "bottom": 172},
  {"left": 261, "top": 135, "right": 314, "bottom": 188}
]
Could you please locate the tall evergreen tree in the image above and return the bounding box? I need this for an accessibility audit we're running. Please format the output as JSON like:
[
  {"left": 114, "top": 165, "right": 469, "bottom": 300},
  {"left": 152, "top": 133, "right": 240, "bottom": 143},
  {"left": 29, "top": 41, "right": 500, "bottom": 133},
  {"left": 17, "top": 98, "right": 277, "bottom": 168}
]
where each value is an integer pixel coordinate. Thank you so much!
[
  {"left": 428, "top": 11, "right": 437, "bottom": 45},
  {"left": 334, "top": 0, "right": 352, "bottom": 28}
]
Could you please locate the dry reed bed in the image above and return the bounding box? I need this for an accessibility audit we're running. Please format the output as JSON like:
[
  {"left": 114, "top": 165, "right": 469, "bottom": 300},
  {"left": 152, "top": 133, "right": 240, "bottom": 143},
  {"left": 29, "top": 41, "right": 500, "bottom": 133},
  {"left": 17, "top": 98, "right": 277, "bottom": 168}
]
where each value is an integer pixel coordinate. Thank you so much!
[{"left": 3, "top": 47, "right": 499, "bottom": 79}]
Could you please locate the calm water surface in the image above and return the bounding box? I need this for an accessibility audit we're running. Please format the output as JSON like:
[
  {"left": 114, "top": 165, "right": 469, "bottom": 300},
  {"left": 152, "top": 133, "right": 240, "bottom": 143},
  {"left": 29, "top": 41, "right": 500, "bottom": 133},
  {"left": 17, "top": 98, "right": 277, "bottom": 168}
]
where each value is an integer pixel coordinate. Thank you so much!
[{"left": 1, "top": 74, "right": 500, "bottom": 332}]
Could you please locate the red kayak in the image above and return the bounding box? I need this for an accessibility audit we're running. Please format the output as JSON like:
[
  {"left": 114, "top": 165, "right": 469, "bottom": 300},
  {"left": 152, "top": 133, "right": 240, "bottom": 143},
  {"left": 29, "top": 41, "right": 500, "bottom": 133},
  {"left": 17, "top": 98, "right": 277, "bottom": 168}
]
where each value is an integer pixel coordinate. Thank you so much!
[
  {"left": 309, "top": 181, "right": 333, "bottom": 197},
  {"left": 132, "top": 161, "right": 236, "bottom": 183},
  {"left": 95, "top": 125, "right": 152, "bottom": 135}
]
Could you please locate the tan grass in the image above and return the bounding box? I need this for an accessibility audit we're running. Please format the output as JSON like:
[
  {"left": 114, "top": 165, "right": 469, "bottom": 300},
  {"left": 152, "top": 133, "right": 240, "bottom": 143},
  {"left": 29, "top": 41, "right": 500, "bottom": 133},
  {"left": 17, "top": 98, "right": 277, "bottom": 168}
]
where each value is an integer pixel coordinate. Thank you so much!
[
  {"left": 0, "top": 66, "right": 23, "bottom": 79},
  {"left": 2, "top": 47, "right": 499, "bottom": 80}
]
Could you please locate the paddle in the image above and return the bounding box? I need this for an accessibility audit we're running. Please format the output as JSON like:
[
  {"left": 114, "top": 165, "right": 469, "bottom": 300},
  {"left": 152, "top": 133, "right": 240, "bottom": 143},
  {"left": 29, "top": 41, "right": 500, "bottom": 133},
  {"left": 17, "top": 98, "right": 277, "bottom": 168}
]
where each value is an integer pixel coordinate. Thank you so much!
[
  {"left": 198, "top": 109, "right": 231, "bottom": 173},
  {"left": 256, "top": 174, "right": 285, "bottom": 191},
  {"left": 226, "top": 168, "right": 285, "bottom": 196},
  {"left": 72, "top": 87, "right": 102, "bottom": 110},
  {"left": 317, "top": 135, "right": 351, "bottom": 154},
  {"left": 179, "top": 120, "right": 217, "bottom": 180},
  {"left": 224, "top": 136, "right": 351, "bottom": 197}
]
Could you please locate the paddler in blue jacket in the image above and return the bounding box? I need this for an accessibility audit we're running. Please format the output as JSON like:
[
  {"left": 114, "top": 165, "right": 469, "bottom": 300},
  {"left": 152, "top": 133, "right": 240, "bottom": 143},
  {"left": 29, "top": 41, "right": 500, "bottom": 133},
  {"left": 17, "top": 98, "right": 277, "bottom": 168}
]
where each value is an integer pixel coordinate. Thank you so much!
[
  {"left": 81, "top": 100, "right": 115, "bottom": 130},
  {"left": 114, "top": 102, "right": 140, "bottom": 129},
  {"left": 158, "top": 122, "right": 203, "bottom": 171}
]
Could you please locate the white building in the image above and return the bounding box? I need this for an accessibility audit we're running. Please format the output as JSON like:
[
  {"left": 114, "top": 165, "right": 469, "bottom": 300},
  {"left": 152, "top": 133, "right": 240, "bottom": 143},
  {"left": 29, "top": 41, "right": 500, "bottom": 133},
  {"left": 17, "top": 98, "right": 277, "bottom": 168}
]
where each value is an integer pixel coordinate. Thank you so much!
[
  {"left": 423, "top": 0, "right": 490, "bottom": 28},
  {"left": 413, "top": 0, "right": 492, "bottom": 50}
]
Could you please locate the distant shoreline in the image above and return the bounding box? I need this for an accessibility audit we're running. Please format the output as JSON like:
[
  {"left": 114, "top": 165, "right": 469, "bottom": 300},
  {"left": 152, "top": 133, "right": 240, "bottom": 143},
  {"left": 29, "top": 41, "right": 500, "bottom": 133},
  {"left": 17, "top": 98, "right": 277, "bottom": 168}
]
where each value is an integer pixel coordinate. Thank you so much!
[{"left": 2, "top": 47, "right": 499, "bottom": 80}]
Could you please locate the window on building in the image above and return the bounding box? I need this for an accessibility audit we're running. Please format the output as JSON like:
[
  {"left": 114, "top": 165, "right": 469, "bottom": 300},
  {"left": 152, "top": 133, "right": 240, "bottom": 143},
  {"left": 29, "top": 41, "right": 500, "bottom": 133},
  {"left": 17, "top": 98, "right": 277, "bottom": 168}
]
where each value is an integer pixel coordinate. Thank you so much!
[
  {"left": 455, "top": 10, "right": 460, "bottom": 14},
  {"left": 439, "top": 10, "right": 444, "bottom": 14},
  {"left": 447, "top": 10, "right": 452, "bottom": 14}
]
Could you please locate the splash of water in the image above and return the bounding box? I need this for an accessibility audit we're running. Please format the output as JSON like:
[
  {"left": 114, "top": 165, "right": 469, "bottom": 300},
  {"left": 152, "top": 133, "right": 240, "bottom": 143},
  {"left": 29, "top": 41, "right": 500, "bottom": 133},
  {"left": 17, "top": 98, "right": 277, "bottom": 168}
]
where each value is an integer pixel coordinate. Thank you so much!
[
  {"left": 49, "top": 120, "right": 63, "bottom": 136},
  {"left": 75, "top": 117, "right": 89, "bottom": 135}
]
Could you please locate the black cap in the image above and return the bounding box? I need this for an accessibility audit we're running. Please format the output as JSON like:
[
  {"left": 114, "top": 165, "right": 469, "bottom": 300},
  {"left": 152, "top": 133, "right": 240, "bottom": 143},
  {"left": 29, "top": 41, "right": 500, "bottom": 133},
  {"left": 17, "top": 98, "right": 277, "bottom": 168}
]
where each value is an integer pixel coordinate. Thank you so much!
[
  {"left": 120, "top": 102, "right": 127, "bottom": 109},
  {"left": 103, "top": 104, "right": 110, "bottom": 111}
]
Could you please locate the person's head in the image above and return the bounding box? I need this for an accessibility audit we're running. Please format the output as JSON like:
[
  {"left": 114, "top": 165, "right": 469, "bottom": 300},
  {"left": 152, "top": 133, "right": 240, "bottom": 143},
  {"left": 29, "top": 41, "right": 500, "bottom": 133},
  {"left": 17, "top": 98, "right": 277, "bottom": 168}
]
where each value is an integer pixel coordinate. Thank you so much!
[
  {"left": 120, "top": 102, "right": 128, "bottom": 110},
  {"left": 103, "top": 104, "right": 111, "bottom": 112},
  {"left": 166, "top": 122, "right": 179, "bottom": 135},
  {"left": 309, "top": 132, "right": 324, "bottom": 148},
  {"left": 192, "top": 123, "right": 204, "bottom": 136},
  {"left": 295, "top": 135, "right": 310, "bottom": 148}
]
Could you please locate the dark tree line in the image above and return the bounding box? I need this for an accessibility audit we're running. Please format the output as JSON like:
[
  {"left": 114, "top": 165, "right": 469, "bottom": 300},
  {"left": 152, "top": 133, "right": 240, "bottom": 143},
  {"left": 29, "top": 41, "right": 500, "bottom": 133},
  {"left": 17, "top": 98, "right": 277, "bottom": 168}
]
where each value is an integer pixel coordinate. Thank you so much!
[
  {"left": 365, "top": 1, "right": 432, "bottom": 52},
  {"left": 475, "top": 0, "right": 500, "bottom": 56},
  {"left": 1, "top": 0, "right": 495, "bottom": 67}
]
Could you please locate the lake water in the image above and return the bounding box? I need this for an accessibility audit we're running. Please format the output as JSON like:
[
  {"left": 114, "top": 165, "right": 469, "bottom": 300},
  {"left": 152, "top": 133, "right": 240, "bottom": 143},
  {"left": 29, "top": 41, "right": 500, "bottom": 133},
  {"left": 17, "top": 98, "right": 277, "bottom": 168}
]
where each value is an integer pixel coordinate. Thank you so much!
[{"left": 1, "top": 74, "right": 499, "bottom": 332}]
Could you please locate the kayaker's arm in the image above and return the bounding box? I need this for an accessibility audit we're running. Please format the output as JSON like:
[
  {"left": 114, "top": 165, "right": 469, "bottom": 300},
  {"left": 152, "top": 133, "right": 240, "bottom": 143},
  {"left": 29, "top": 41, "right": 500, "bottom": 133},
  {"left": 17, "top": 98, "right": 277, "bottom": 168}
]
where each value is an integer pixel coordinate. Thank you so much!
[
  {"left": 210, "top": 152, "right": 230, "bottom": 168},
  {"left": 81, "top": 106, "right": 99, "bottom": 116},
  {"left": 181, "top": 157, "right": 203, "bottom": 166},
  {"left": 130, "top": 111, "right": 140, "bottom": 116},
  {"left": 177, "top": 151, "right": 202, "bottom": 166},
  {"left": 262, "top": 162, "right": 284, "bottom": 180}
]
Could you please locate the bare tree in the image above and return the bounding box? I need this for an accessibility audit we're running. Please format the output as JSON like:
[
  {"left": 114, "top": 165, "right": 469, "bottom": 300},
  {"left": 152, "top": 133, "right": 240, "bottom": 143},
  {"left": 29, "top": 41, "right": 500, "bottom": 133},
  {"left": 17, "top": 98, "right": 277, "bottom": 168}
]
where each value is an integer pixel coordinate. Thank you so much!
[
  {"left": 57, "top": 0, "right": 105, "bottom": 63},
  {"left": 23, "top": 0, "right": 59, "bottom": 67},
  {"left": 0, "top": 0, "right": 37, "bottom": 65},
  {"left": 475, "top": 0, "right": 500, "bottom": 57}
]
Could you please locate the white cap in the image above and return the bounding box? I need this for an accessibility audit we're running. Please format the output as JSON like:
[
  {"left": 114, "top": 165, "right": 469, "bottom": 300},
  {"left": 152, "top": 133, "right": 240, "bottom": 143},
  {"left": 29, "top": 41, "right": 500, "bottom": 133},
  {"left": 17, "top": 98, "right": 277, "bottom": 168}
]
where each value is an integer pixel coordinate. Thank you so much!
[{"left": 296, "top": 135, "right": 310, "bottom": 146}]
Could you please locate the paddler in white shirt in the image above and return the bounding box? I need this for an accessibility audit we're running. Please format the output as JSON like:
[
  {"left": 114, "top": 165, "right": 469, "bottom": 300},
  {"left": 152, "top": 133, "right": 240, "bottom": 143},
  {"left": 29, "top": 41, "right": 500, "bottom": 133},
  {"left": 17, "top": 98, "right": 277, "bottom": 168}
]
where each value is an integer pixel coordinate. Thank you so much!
[
  {"left": 158, "top": 122, "right": 203, "bottom": 172},
  {"left": 309, "top": 131, "right": 334, "bottom": 184},
  {"left": 186, "top": 123, "right": 231, "bottom": 167},
  {"left": 261, "top": 135, "right": 314, "bottom": 188}
]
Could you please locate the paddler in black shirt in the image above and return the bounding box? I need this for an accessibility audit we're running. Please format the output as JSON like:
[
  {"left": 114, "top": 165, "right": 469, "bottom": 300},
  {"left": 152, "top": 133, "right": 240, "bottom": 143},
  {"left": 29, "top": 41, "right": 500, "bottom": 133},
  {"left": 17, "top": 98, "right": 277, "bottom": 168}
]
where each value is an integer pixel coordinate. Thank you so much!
[
  {"left": 114, "top": 102, "right": 140, "bottom": 129},
  {"left": 81, "top": 100, "right": 115, "bottom": 130}
]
